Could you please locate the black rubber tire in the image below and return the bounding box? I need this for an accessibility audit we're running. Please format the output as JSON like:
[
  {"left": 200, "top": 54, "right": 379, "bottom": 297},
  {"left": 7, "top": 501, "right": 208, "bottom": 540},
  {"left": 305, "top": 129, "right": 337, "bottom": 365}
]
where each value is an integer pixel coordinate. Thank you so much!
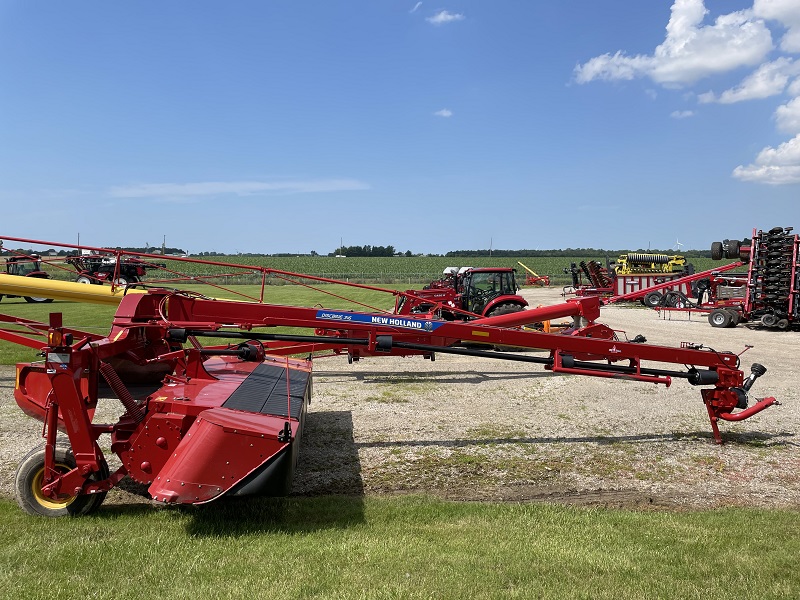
[
  {"left": 664, "top": 292, "right": 687, "bottom": 308},
  {"left": 487, "top": 304, "right": 526, "bottom": 351},
  {"left": 760, "top": 314, "right": 778, "bottom": 327},
  {"left": 777, "top": 319, "right": 790, "bottom": 330},
  {"left": 75, "top": 276, "right": 93, "bottom": 284},
  {"left": 711, "top": 241, "right": 723, "bottom": 261},
  {"left": 23, "top": 297, "right": 54, "bottom": 303},
  {"left": 725, "top": 240, "right": 741, "bottom": 259},
  {"left": 725, "top": 309, "right": 740, "bottom": 327},
  {"left": 643, "top": 291, "right": 663, "bottom": 308},
  {"left": 708, "top": 309, "right": 732, "bottom": 328},
  {"left": 15, "top": 443, "right": 108, "bottom": 517}
]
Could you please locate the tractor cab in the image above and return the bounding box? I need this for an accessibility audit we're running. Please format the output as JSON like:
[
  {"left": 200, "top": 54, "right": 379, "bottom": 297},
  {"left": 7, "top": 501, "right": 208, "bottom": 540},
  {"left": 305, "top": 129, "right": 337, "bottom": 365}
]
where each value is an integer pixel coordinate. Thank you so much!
[
  {"left": 6, "top": 255, "right": 46, "bottom": 277},
  {"left": 397, "top": 267, "right": 527, "bottom": 319},
  {"left": 460, "top": 268, "right": 523, "bottom": 315}
]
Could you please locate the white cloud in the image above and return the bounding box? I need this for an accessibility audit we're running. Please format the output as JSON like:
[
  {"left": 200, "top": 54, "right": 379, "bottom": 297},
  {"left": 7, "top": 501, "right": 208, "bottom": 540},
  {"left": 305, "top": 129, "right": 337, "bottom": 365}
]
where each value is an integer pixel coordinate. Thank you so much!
[
  {"left": 699, "top": 57, "right": 800, "bottom": 103},
  {"left": 574, "top": 0, "right": 773, "bottom": 87},
  {"left": 109, "top": 179, "right": 370, "bottom": 199},
  {"left": 426, "top": 10, "right": 464, "bottom": 25},
  {"left": 434, "top": 108, "right": 453, "bottom": 117},
  {"left": 575, "top": 1, "right": 800, "bottom": 185},
  {"left": 775, "top": 96, "right": 800, "bottom": 133},
  {"left": 410, "top": 2, "right": 422, "bottom": 14},
  {"left": 733, "top": 133, "right": 800, "bottom": 184},
  {"left": 753, "top": 0, "right": 800, "bottom": 52}
]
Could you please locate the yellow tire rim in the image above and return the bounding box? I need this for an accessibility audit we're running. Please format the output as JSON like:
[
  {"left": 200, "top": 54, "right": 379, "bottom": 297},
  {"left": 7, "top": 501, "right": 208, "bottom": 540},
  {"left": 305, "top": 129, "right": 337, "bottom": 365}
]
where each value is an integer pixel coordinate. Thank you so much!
[{"left": 30, "top": 464, "right": 75, "bottom": 509}]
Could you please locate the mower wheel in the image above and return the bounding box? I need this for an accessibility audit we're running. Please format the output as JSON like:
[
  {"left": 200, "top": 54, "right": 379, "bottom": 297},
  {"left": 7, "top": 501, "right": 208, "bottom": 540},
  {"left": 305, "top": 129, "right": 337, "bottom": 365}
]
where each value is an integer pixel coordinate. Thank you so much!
[
  {"left": 75, "top": 276, "right": 93, "bottom": 284},
  {"left": 23, "top": 296, "right": 54, "bottom": 304},
  {"left": 708, "top": 309, "right": 732, "bottom": 328},
  {"left": 15, "top": 443, "right": 108, "bottom": 517},
  {"left": 643, "top": 291, "right": 663, "bottom": 308}
]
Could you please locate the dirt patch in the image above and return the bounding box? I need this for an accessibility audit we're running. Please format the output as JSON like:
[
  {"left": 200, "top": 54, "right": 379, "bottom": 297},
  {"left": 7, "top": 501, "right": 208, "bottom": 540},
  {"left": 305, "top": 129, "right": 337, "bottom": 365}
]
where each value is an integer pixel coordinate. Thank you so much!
[{"left": 1, "top": 287, "right": 799, "bottom": 511}]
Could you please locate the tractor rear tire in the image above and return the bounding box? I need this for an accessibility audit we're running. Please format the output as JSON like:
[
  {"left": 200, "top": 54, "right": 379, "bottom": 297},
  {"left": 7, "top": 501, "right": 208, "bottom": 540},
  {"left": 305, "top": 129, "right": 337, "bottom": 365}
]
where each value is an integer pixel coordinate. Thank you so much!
[
  {"left": 15, "top": 443, "right": 108, "bottom": 517},
  {"left": 643, "top": 291, "right": 663, "bottom": 308},
  {"left": 486, "top": 304, "right": 526, "bottom": 351},
  {"left": 711, "top": 241, "right": 723, "bottom": 261},
  {"left": 708, "top": 309, "right": 732, "bottom": 328},
  {"left": 75, "top": 276, "right": 93, "bottom": 284}
]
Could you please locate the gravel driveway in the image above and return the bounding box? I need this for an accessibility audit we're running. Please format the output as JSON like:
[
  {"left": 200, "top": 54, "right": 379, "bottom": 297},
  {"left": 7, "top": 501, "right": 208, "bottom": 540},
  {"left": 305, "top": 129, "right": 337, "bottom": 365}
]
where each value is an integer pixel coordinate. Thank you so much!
[{"left": 2, "top": 288, "right": 798, "bottom": 510}]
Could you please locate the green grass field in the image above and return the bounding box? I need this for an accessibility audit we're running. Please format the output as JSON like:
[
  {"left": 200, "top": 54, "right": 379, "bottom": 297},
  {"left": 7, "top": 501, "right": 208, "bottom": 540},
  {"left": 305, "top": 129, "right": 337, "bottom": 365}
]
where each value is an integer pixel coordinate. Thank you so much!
[
  {"left": 0, "top": 284, "right": 400, "bottom": 364},
  {"left": 1, "top": 495, "right": 798, "bottom": 599},
  {"left": 2, "top": 260, "right": 790, "bottom": 600},
  {"left": 35, "top": 254, "right": 725, "bottom": 286}
]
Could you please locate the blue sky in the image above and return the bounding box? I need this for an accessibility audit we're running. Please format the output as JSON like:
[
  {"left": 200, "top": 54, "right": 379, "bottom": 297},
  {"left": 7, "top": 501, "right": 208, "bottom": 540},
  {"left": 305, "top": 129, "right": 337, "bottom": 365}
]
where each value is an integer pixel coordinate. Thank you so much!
[{"left": 1, "top": 0, "right": 799, "bottom": 255}]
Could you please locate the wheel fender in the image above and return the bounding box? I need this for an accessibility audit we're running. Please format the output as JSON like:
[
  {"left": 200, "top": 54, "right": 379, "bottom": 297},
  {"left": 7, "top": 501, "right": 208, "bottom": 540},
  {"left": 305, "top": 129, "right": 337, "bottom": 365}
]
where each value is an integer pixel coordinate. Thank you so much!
[{"left": 483, "top": 297, "right": 528, "bottom": 315}]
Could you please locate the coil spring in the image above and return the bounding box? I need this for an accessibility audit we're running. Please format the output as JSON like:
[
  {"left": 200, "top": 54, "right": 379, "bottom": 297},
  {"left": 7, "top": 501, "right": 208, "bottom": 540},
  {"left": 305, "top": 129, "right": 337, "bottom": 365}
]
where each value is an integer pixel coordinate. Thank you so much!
[{"left": 625, "top": 253, "right": 671, "bottom": 264}]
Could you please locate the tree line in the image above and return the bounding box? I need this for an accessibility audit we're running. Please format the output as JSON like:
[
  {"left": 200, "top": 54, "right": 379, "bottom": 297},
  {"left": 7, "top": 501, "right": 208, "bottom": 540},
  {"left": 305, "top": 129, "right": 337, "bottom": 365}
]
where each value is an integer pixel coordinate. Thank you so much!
[
  {"left": 2, "top": 245, "right": 713, "bottom": 259},
  {"left": 445, "top": 248, "right": 713, "bottom": 258}
]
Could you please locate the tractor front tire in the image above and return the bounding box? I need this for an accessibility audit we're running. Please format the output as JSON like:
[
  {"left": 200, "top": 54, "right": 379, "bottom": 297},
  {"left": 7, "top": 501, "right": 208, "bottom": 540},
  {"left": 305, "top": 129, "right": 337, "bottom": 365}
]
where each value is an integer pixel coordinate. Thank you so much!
[
  {"left": 75, "top": 276, "right": 93, "bottom": 284},
  {"left": 15, "top": 443, "right": 108, "bottom": 517},
  {"left": 23, "top": 297, "right": 54, "bottom": 304}
]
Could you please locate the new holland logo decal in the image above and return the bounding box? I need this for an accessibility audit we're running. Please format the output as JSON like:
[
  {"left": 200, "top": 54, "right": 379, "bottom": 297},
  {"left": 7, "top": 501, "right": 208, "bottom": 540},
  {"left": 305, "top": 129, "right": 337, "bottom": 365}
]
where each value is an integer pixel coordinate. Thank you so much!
[{"left": 316, "top": 310, "right": 444, "bottom": 332}]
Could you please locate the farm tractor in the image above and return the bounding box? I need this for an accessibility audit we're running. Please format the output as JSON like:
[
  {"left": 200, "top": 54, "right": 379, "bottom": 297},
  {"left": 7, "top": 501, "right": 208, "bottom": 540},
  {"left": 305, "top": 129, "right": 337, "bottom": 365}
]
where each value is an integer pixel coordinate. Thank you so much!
[
  {"left": 0, "top": 235, "right": 782, "bottom": 517},
  {"left": 65, "top": 253, "right": 165, "bottom": 286},
  {"left": 0, "top": 249, "right": 53, "bottom": 304},
  {"left": 397, "top": 267, "right": 528, "bottom": 321}
]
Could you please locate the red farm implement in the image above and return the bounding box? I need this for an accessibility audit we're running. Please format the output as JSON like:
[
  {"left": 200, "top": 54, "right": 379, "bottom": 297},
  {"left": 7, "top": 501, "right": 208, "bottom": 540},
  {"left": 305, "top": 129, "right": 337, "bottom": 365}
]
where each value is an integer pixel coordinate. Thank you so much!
[
  {"left": 564, "top": 254, "right": 695, "bottom": 306},
  {"left": 517, "top": 262, "right": 550, "bottom": 287},
  {"left": 655, "top": 227, "right": 799, "bottom": 330},
  {"left": 65, "top": 253, "right": 166, "bottom": 286},
  {"left": 0, "top": 235, "right": 781, "bottom": 516}
]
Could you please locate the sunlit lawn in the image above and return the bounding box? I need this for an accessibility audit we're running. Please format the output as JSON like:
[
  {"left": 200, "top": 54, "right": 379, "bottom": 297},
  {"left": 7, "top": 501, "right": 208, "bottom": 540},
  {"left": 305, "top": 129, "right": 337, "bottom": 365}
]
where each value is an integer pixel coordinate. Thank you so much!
[{"left": 0, "top": 495, "right": 798, "bottom": 600}]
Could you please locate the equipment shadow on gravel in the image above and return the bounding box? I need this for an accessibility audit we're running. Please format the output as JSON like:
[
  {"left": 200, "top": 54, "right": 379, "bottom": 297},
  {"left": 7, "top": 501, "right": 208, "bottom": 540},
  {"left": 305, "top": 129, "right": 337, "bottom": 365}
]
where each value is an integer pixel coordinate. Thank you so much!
[
  {"left": 354, "top": 429, "right": 794, "bottom": 449},
  {"left": 316, "top": 370, "right": 554, "bottom": 384}
]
